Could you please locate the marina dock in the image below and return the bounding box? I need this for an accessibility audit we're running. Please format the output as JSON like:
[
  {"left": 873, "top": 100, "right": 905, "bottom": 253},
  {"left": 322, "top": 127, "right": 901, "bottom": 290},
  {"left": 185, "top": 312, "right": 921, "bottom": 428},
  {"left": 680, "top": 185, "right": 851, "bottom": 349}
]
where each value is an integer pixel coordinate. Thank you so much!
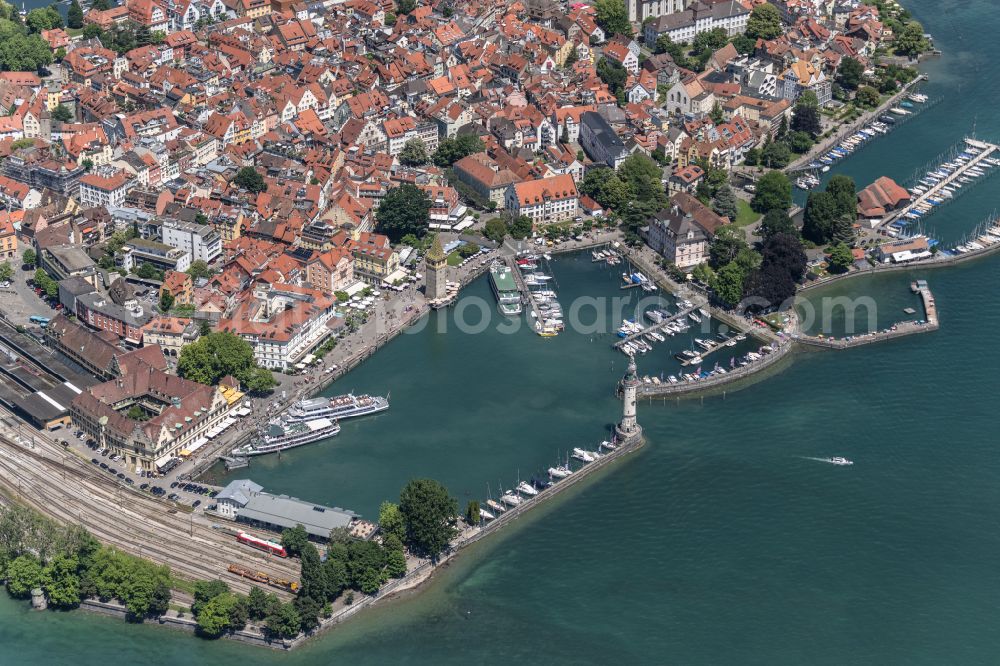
[
  {"left": 613, "top": 305, "right": 699, "bottom": 349},
  {"left": 882, "top": 138, "right": 1000, "bottom": 230}
]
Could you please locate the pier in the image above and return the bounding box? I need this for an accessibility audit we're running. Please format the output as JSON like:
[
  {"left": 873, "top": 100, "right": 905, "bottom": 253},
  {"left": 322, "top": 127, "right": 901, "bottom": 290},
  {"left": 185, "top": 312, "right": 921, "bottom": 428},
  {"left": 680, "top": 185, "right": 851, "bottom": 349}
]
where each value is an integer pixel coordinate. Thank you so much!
[
  {"left": 795, "top": 281, "right": 938, "bottom": 349},
  {"left": 786, "top": 74, "right": 928, "bottom": 174},
  {"left": 613, "top": 305, "right": 699, "bottom": 349},
  {"left": 882, "top": 138, "right": 1000, "bottom": 229}
]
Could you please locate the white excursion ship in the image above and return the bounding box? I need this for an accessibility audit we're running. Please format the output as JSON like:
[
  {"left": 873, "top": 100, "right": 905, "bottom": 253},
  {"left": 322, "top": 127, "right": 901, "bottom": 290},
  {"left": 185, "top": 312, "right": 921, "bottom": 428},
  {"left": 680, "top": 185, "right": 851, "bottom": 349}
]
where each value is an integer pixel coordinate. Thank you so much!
[
  {"left": 233, "top": 417, "right": 340, "bottom": 456},
  {"left": 285, "top": 393, "right": 389, "bottom": 423}
]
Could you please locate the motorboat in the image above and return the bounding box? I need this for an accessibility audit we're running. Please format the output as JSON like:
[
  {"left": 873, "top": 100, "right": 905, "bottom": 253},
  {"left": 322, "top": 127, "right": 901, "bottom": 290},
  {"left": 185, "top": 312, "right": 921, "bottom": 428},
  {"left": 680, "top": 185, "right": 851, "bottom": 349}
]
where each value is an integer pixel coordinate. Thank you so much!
[
  {"left": 517, "top": 481, "right": 539, "bottom": 496},
  {"left": 548, "top": 465, "right": 572, "bottom": 478}
]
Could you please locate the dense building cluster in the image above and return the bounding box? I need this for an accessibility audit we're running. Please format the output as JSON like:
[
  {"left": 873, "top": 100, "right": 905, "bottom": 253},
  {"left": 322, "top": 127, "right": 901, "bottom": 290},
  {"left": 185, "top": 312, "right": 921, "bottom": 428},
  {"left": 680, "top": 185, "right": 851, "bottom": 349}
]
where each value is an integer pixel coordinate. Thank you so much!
[{"left": 0, "top": 0, "right": 900, "bottom": 369}]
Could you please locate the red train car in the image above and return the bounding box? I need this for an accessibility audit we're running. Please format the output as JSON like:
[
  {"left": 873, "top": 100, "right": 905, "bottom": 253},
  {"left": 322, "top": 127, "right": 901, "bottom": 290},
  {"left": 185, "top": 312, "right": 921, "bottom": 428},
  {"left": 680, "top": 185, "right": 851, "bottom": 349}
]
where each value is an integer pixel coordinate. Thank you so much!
[{"left": 236, "top": 531, "right": 288, "bottom": 557}]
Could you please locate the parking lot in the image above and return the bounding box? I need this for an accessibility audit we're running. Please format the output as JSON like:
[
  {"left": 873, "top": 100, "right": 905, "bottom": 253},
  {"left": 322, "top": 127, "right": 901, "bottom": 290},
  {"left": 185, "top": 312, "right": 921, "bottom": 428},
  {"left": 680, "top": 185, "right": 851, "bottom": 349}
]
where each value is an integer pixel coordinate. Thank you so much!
[
  {"left": 0, "top": 265, "right": 59, "bottom": 327},
  {"left": 68, "top": 427, "right": 221, "bottom": 510}
]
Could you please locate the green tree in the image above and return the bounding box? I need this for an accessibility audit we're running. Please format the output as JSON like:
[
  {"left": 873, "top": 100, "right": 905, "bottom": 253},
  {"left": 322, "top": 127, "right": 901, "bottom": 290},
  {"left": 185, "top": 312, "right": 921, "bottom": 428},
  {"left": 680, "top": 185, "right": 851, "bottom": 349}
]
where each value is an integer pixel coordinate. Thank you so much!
[
  {"left": 745, "top": 2, "right": 782, "bottom": 40},
  {"left": 432, "top": 134, "right": 483, "bottom": 167},
  {"left": 159, "top": 290, "right": 174, "bottom": 313},
  {"left": 246, "top": 586, "right": 273, "bottom": 621},
  {"left": 712, "top": 261, "right": 747, "bottom": 307},
  {"left": 743, "top": 147, "right": 761, "bottom": 166},
  {"left": 787, "top": 130, "right": 813, "bottom": 153},
  {"left": 0, "top": 22, "right": 53, "bottom": 72},
  {"left": 280, "top": 524, "right": 310, "bottom": 557},
  {"left": 25, "top": 6, "right": 62, "bottom": 33},
  {"left": 40, "top": 554, "right": 81, "bottom": 609},
  {"left": 708, "top": 226, "right": 748, "bottom": 269},
  {"left": 827, "top": 242, "right": 853, "bottom": 273},
  {"left": 233, "top": 167, "right": 267, "bottom": 194},
  {"left": 761, "top": 141, "right": 792, "bottom": 168},
  {"left": 0, "top": 261, "right": 12, "bottom": 282},
  {"left": 730, "top": 33, "right": 756, "bottom": 55},
  {"left": 483, "top": 217, "right": 508, "bottom": 243},
  {"left": 617, "top": 152, "right": 665, "bottom": 207},
  {"left": 825, "top": 174, "right": 857, "bottom": 221},
  {"left": 21, "top": 248, "right": 35, "bottom": 267},
  {"left": 596, "top": 57, "right": 627, "bottom": 97},
  {"left": 67, "top": 0, "right": 83, "bottom": 28},
  {"left": 376, "top": 183, "right": 432, "bottom": 242},
  {"left": 508, "top": 215, "right": 534, "bottom": 240},
  {"left": 836, "top": 56, "right": 864, "bottom": 90},
  {"left": 322, "top": 557, "right": 347, "bottom": 599},
  {"left": 855, "top": 85, "right": 880, "bottom": 108},
  {"left": 6, "top": 554, "right": 42, "bottom": 598},
  {"left": 378, "top": 502, "right": 406, "bottom": 543},
  {"left": 192, "top": 579, "right": 230, "bottom": 616},
  {"left": 197, "top": 592, "right": 239, "bottom": 638},
  {"left": 712, "top": 184, "right": 738, "bottom": 221},
  {"left": 709, "top": 101, "right": 724, "bottom": 124},
  {"left": 691, "top": 261, "right": 715, "bottom": 285},
  {"left": 51, "top": 104, "right": 73, "bottom": 123},
  {"left": 293, "top": 593, "right": 322, "bottom": 632},
  {"left": 759, "top": 208, "right": 797, "bottom": 240},
  {"left": 751, "top": 171, "right": 792, "bottom": 214},
  {"left": 399, "top": 479, "right": 458, "bottom": 559},
  {"left": 597, "top": 175, "right": 632, "bottom": 211},
  {"left": 385, "top": 548, "right": 407, "bottom": 578},
  {"left": 398, "top": 139, "right": 428, "bottom": 167},
  {"left": 594, "top": 0, "right": 630, "bottom": 37},
  {"left": 135, "top": 262, "right": 163, "bottom": 281},
  {"left": 802, "top": 191, "right": 839, "bottom": 244},
  {"left": 465, "top": 500, "right": 480, "bottom": 525},
  {"left": 177, "top": 331, "right": 274, "bottom": 391},
  {"left": 894, "top": 20, "right": 927, "bottom": 57},
  {"left": 791, "top": 91, "right": 821, "bottom": 137},
  {"left": 579, "top": 167, "right": 614, "bottom": 199},
  {"left": 265, "top": 602, "right": 301, "bottom": 639},
  {"left": 397, "top": 0, "right": 415, "bottom": 14},
  {"left": 654, "top": 35, "right": 689, "bottom": 69},
  {"left": 186, "top": 259, "right": 213, "bottom": 281}
]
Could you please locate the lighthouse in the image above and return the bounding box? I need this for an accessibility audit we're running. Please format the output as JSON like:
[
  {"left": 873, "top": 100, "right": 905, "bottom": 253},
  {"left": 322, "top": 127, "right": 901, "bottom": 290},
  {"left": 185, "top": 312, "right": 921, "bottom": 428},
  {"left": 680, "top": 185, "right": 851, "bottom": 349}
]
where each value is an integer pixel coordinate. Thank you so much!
[{"left": 615, "top": 356, "right": 642, "bottom": 444}]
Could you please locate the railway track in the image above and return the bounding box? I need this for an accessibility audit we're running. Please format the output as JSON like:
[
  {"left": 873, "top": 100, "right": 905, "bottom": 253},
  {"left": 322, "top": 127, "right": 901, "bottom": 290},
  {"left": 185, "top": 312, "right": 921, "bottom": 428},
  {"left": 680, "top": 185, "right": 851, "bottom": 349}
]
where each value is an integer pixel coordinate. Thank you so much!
[{"left": 0, "top": 430, "right": 298, "bottom": 598}]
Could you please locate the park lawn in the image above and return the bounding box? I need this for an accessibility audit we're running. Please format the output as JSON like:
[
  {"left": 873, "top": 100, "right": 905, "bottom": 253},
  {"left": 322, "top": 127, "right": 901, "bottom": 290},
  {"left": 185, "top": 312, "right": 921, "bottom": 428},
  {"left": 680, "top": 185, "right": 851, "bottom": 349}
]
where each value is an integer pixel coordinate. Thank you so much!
[
  {"left": 446, "top": 251, "right": 463, "bottom": 266},
  {"left": 733, "top": 199, "right": 761, "bottom": 227}
]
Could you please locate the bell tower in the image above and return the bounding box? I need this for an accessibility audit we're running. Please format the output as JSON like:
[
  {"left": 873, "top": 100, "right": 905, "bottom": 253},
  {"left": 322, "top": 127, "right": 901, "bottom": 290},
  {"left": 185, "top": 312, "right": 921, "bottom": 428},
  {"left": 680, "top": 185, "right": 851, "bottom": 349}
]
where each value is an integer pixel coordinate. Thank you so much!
[{"left": 424, "top": 235, "right": 448, "bottom": 301}]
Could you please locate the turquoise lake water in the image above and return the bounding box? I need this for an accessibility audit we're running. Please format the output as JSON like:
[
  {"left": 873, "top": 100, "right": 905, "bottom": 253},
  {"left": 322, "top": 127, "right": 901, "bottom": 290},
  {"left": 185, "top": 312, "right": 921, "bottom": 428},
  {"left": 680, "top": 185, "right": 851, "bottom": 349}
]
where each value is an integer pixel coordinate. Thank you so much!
[{"left": 4, "top": 0, "right": 1000, "bottom": 663}]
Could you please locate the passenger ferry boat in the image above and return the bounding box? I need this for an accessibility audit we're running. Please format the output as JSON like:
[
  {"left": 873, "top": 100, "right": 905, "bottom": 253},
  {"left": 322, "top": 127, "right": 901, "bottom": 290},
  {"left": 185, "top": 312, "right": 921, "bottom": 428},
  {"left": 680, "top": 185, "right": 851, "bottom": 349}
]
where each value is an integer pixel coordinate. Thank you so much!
[
  {"left": 285, "top": 393, "right": 389, "bottom": 423},
  {"left": 233, "top": 417, "right": 340, "bottom": 456},
  {"left": 490, "top": 263, "right": 522, "bottom": 316}
]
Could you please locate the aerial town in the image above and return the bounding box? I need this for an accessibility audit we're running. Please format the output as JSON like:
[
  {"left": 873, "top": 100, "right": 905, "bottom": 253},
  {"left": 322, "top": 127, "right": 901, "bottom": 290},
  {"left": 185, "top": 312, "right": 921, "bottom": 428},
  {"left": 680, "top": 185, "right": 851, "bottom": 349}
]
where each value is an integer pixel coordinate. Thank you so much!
[{"left": 0, "top": 0, "right": 956, "bottom": 650}]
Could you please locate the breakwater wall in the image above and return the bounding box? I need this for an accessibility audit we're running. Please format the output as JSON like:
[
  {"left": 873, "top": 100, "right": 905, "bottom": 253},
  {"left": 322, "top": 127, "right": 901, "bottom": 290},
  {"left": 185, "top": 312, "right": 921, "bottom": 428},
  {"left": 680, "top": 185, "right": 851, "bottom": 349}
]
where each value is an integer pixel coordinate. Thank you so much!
[
  {"left": 288, "top": 430, "right": 646, "bottom": 648},
  {"left": 637, "top": 341, "right": 794, "bottom": 398}
]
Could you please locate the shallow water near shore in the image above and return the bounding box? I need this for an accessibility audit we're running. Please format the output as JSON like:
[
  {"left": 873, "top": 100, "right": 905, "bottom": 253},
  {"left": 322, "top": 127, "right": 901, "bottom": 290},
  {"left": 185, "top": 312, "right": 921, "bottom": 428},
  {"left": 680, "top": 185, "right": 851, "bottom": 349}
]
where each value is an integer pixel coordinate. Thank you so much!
[{"left": 6, "top": 0, "right": 1000, "bottom": 663}]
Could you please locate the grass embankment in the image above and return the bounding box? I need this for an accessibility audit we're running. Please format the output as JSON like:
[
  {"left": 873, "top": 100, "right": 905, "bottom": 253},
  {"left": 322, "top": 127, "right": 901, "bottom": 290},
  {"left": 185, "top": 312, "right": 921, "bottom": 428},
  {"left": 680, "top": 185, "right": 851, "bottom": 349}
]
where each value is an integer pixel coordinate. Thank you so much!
[{"left": 733, "top": 200, "right": 761, "bottom": 227}]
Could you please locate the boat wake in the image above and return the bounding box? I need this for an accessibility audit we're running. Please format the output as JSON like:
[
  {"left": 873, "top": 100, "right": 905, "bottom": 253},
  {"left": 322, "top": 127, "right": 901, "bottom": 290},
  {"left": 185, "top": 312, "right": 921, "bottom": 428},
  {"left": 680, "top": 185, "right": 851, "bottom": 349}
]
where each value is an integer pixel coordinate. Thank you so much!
[{"left": 800, "top": 456, "right": 854, "bottom": 466}]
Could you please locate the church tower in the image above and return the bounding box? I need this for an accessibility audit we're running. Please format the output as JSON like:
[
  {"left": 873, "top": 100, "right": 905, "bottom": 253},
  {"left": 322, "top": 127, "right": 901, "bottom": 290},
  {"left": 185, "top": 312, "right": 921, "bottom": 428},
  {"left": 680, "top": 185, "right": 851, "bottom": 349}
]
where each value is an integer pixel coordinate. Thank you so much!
[
  {"left": 424, "top": 235, "right": 449, "bottom": 302},
  {"left": 616, "top": 356, "right": 643, "bottom": 444}
]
